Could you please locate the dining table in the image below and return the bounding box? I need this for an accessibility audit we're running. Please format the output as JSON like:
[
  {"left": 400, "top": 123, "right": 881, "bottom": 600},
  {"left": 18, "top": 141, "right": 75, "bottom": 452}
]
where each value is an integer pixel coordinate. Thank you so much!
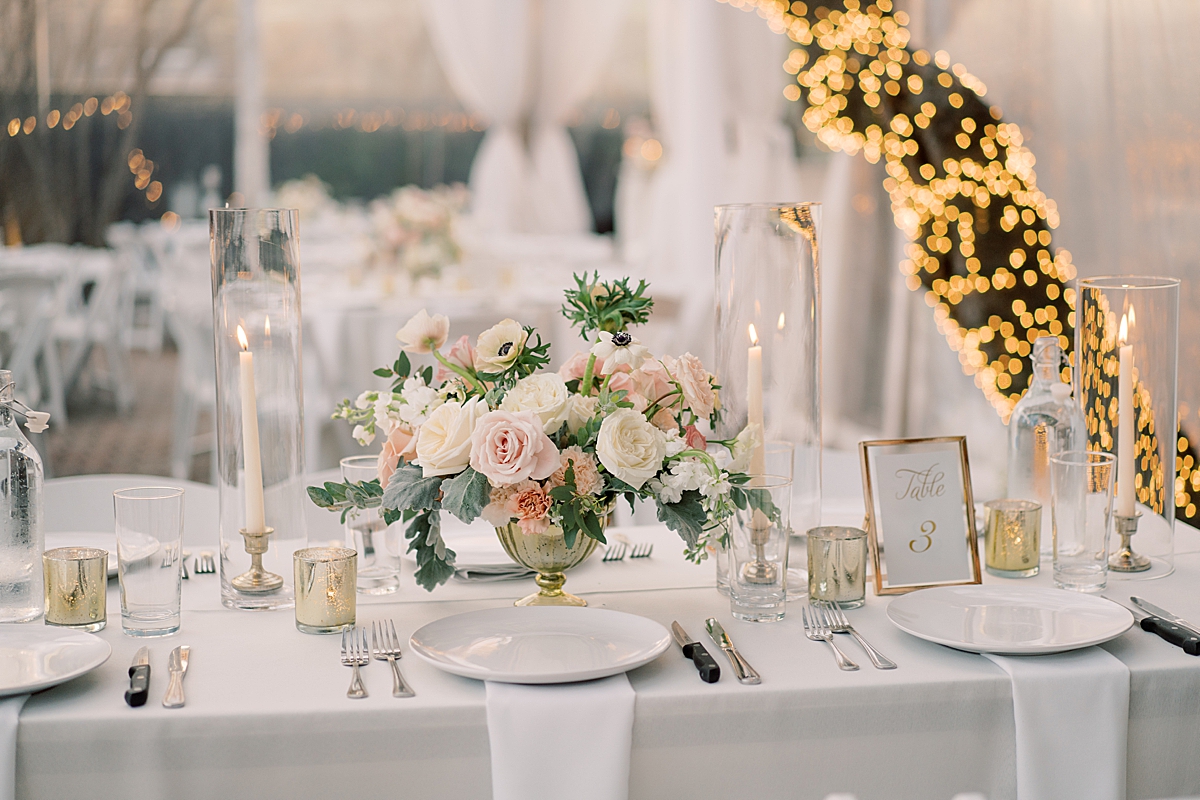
[{"left": 13, "top": 452, "right": 1200, "bottom": 800}]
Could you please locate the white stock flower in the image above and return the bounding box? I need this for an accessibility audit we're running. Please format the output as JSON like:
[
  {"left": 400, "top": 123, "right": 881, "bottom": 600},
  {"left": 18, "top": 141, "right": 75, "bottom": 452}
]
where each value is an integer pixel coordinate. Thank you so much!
[
  {"left": 395, "top": 309, "right": 450, "bottom": 354},
  {"left": 500, "top": 373, "right": 570, "bottom": 434},
  {"left": 415, "top": 398, "right": 487, "bottom": 477},
  {"left": 595, "top": 408, "right": 666, "bottom": 489},
  {"left": 354, "top": 391, "right": 375, "bottom": 410},
  {"left": 474, "top": 319, "right": 528, "bottom": 372},
  {"left": 352, "top": 424, "right": 374, "bottom": 447},
  {"left": 662, "top": 429, "right": 687, "bottom": 458},
  {"left": 590, "top": 331, "right": 649, "bottom": 372},
  {"left": 727, "top": 424, "right": 762, "bottom": 474},
  {"left": 565, "top": 394, "right": 599, "bottom": 434}
]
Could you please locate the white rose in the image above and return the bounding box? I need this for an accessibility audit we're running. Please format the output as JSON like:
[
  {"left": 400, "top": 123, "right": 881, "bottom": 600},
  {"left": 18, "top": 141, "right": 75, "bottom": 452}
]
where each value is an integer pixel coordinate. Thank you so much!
[
  {"left": 501, "top": 374, "right": 570, "bottom": 434},
  {"left": 565, "top": 394, "right": 599, "bottom": 434},
  {"left": 595, "top": 408, "right": 667, "bottom": 489},
  {"left": 415, "top": 397, "right": 487, "bottom": 477}
]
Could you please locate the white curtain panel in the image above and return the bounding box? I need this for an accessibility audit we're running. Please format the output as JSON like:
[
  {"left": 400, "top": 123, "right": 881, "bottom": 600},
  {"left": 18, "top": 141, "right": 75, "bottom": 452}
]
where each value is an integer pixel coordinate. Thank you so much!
[
  {"left": 422, "top": 0, "right": 532, "bottom": 233},
  {"left": 528, "top": 0, "right": 630, "bottom": 234}
]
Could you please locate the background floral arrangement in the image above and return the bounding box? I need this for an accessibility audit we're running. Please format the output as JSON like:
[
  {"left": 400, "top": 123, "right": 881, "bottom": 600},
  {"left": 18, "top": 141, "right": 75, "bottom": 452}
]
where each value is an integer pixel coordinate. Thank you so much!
[
  {"left": 368, "top": 183, "right": 468, "bottom": 279},
  {"left": 309, "top": 273, "right": 774, "bottom": 589}
]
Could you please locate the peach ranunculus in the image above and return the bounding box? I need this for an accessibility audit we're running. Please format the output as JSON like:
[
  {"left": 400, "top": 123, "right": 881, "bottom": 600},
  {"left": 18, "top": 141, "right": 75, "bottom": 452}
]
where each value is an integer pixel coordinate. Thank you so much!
[
  {"left": 666, "top": 353, "right": 716, "bottom": 421},
  {"left": 683, "top": 424, "right": 707, "bottom": 451},
  {"left": 395, "top": 309, "right": 450, "bottom": 354},
  {"left": 377, "top": 423, "right": 418, "bottom": 486},
  {"left": 436, "top": 334, "right": 476, "bottom": 382},
  {"left": 505, "top": 480, "right": 554, "bottom": 535},
  {"left": 469, "top": 410, "right": 560, "bottom": 486}
]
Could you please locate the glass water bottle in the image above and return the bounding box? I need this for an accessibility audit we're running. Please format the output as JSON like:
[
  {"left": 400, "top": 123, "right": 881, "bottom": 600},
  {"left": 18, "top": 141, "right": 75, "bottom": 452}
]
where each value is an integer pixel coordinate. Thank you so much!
[
  {"left": 0, "top": 370, "right": 45, "bottom": 622},
  {"left": 1007, "top": 337, "right": 1086, "bottom": 556}
]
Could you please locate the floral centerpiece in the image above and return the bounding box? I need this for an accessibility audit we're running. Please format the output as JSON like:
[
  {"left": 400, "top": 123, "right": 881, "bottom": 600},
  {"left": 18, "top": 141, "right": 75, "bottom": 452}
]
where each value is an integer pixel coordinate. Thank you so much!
[
  {"left": 308, "top": 273, "right": 773, "bottom": 597},
  {"left": 368, "top": 183, "right": 468, "bottom": 280}
]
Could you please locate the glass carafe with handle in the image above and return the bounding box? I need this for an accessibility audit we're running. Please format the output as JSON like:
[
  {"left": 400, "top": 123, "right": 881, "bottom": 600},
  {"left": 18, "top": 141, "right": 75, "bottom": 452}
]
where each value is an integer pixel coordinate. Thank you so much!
[{"left": 0, "top": 369, "right": 48, "bottom": 622}]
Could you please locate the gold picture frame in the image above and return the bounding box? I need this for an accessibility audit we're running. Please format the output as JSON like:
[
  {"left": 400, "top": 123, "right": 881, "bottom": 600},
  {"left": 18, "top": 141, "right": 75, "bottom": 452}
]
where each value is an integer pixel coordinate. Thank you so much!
[{"left": 859, "top": 436, "right": 981, "bottom": 595}]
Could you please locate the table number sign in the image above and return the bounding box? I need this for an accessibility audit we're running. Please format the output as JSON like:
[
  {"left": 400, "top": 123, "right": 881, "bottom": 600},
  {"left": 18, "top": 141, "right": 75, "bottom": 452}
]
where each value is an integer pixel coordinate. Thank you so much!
[{"left": 859, "top": 437, "right": 981, "bottom": 595}]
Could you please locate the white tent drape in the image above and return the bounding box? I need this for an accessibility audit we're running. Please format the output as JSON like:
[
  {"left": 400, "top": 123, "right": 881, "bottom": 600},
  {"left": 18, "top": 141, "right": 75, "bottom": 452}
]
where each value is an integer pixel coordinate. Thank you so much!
[{"left": 423, "top": 0, "right": 629, "bottom": 235}]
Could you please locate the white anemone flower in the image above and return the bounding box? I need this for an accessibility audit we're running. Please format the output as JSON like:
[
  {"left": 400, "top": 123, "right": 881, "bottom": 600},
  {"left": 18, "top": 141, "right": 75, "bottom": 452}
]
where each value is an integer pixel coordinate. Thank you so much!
[{"left": 590, "top": 331, "right": 649, "bottom": 372}]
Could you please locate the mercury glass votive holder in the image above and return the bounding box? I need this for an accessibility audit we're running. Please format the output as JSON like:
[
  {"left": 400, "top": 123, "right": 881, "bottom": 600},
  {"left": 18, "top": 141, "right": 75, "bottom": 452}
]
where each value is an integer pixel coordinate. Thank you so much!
[
  {"left": 984, "top": 499, "right": 1041, "bottom": 578},
  {"left": 807, "top": 526, "right": 867, "bottom": 608},
  {"left": 43, "top": 547, "right": 107, "bottom": 631},
  {"left": 294, "top": 547, "right": 356, "bottom": 635}
]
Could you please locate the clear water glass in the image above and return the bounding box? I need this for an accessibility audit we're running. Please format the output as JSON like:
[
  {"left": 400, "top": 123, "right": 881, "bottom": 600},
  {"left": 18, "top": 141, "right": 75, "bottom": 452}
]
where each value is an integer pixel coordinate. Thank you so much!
[
  {"left": 1050, "top": 451, "right": 1115, "bottom": 592},
  {"left": 43, "top": 547, "right": 107, "bottom": 631},
  {"left": 114, "top": 487, "right": 184, "bottom": 636},
  {"left": 294, "top": 547, "right": 356, "bottom": 634},
  {"left": 340, "top": 455, "right": 401, "bottom": 595},
  {"left": 728, "top": 475, "right": 791, "bottom": 622},
  {"left": 807, "top": 526, "right": 867, "bottom": 608}
]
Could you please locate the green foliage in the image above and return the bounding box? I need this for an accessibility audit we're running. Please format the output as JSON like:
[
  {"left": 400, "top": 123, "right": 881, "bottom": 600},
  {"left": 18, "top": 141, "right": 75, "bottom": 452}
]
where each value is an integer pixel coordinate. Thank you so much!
[
  {"left": 440, "top": 467, "right": 491, "bottom": 523},
  {"left": 405, "top": 510, "right": 456, "bottom": 591},
  {"left": 547, "top": 463, "right": 609, "bottom": 548},
  {"left": 306, "top": 479, "right": 384, "bottom": 524},
  {"left": 561, "top": 272, "right": 654, "bottom": 340},
  {"left": 381, "top": 463, "right": 443, "bottom": 514},
  {"left": 655, "top": 490, "right": 708, "bottom": 548}
]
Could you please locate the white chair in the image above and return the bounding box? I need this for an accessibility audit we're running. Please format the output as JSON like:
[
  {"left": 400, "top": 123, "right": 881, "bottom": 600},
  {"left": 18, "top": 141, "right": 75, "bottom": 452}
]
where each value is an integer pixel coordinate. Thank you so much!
[
  {"left": 107, "top": 222, "right": 166, "bottom": 353},
  {"left": 0, "top": 272, "right": 67, "bottom": 427}
]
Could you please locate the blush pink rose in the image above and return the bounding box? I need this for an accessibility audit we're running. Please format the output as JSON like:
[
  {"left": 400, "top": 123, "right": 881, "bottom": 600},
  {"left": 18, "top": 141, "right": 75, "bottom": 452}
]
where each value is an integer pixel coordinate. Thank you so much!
[
  {"left": 683, "top": 424, "right": 707, "bottom": 451},
  {"left": 469, "top": 410, "right": 560, "bottom": 486},
  {"left": 631, "top": 359, "right": 674, "bottom": 407},
  {"left": 377, "top": 424, "right": 418, "bottom": 486},
  {"left": 436, "top": 334, "right": 476, "bottom": 382},
  {"left": 558, "top": 351, "right": 593, "bottom": 381}
]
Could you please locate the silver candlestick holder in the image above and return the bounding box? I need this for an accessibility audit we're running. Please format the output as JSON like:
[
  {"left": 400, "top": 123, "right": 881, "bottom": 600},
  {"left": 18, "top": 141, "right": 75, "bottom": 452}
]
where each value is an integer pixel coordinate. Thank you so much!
[
  {"left": 741, "top": 511, "right": 778, "bottom": 585},
  {"left": 1109, "top": 513, "right": 1151, "bottom": 573},
  {"left": 231, "top": 527, "right": 285, "bottom": 593}
]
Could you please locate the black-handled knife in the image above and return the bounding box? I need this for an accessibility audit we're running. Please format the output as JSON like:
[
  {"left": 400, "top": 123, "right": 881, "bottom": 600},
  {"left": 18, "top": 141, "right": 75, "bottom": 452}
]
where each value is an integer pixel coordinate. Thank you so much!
[
  {"left": 125, "top": 646, "right": 151, "bottom": 707},
  {"left": 1131, "top": 597, "right": 1200, "bottom": 656},
  {"left": 671, "top": 621, "right": 720, "bottom": 682}
]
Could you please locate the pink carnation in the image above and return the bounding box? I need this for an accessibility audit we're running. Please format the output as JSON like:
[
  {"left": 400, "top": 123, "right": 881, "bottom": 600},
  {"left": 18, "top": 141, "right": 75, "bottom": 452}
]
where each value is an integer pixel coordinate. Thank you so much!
[
  {"left": 469, "top": 410, "right": 560, "bottom": 486},
  {"left": 505, "top": 480, "right": 553, "bottom": 535},
  {"left": 546, "top": 446, "right": 604, "bottom": 496}
]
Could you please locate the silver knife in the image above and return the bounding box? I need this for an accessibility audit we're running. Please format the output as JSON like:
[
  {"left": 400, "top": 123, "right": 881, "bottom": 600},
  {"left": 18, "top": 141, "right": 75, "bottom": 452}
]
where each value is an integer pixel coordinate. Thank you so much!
[
  {"left": 1132, "top": 598, "right": 1200, "bottom": 637},
  {"left": 162, "top": 645, "right": 190, "bottom": 708},
  {"left": 705, "top": 618, "right": 761, "bottom": 685}
]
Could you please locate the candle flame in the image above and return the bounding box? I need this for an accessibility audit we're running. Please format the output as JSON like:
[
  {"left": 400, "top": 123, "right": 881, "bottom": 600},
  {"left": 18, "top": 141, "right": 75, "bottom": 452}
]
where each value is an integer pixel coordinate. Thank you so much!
[
  {"left": 777, "top": 312, "right": 786, "bottom": 330},
  {"left": 264, "top": 316, "right": 271, "bottom": 337},
  {"left": 748, "top": 323, "right": 759, "bottom": 346},
  {"left": 236, "top": 324, "right": 249, "bottom": 351},
  {"left": 1118, "top": 313, "right": 1128, "bottom": 346}
]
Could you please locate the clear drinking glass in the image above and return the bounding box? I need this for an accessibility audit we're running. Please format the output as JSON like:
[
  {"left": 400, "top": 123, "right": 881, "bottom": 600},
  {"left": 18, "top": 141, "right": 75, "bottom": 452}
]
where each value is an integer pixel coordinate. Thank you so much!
[
  {"left": 717, "top": 441, "right": 796, "bottom": 596},
  {"left": 294, "top": 547, "right": 356, "bottom": 634},
  {"left": 114, "top": 487, "right": 184, "bottom": 636},
  {"left": 728, "top": 475, "right": 791, "bottom": 622},
  {"left": 340, "top": 455, "right": 401, "bottom": 595},
  {"left": 807, "top": 526, "right": 867, "bottom": 608},
  {"left": 43, "top": 547, "right": 107, "bottom": 631},
  {"left": 1050, "top": 451, "right": 1115, "bottom": 592},
  {"left": 984, "top": 499, "right": 1041, "bottom": 578}
]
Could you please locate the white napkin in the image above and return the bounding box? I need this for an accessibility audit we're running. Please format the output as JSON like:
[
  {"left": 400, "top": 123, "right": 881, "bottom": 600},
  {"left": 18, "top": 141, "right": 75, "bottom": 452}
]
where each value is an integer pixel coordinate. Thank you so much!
[
  {"left": 983, "top": 648, "right": 1129, "bottom": 800},
  {"left": 485, "top": 675, "right": 636, "bottom": 800},
  {"left": 0, "top": 695, "right": 28, "bottom": 800}
]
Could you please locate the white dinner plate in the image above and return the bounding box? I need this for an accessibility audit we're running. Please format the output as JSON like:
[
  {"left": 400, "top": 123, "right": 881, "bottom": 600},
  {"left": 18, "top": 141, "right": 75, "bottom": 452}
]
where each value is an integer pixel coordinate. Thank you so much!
[
  {"left": 886, "top": 585, "right": 1134, "bottom": 655},
  {"left": 409, "top": 607, "right": 672, "bottom": 684},
  {"left": 44, "top": 532, "right": 118, "bottom": 577},
  {"left": 0, "top": 625, "right": 112, "bottom": 697}
]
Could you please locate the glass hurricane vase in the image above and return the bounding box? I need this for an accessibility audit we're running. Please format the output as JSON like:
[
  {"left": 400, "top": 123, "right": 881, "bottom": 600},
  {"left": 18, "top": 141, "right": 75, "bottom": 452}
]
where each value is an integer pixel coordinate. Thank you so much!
[{"left": 495, "top": 523, "right": 602, "bottom": 607}]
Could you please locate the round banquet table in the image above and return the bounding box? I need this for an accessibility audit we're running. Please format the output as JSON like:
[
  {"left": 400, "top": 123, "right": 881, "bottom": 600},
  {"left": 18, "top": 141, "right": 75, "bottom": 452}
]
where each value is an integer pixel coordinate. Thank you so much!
[{"left": 15, "top": 453, "right": 1200, "bottom": 800}]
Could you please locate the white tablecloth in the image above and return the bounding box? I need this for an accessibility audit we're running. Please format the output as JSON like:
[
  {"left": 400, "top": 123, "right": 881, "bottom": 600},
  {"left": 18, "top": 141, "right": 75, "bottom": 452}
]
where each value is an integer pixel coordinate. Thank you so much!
[{"left": 14, "top": 452, "right": 1200, "bottom": 800}]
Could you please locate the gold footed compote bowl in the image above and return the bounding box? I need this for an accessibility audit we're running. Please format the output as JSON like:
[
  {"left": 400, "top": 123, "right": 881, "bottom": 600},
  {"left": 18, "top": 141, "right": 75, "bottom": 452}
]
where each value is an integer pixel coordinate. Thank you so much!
[{"left": 495, "top": 522, "right": 602, "bottom": 607}]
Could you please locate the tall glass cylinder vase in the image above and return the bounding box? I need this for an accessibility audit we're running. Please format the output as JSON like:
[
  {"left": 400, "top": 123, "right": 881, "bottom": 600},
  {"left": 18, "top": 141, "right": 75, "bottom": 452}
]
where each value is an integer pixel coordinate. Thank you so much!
[
  {"left": 1076, "top": 275, "right": 1179, "bottom": 580},
  {"left": 211, "top": 208, "right": 308, "bottom": 609},
  {"left": 715, "top": 203, "right": 821, "bottom": 533}
]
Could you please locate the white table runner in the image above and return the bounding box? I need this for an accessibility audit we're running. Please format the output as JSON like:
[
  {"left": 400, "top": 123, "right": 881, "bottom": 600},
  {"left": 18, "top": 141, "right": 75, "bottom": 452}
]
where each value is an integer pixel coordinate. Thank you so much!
[
  {"left": 485, "top": 675, "right": 636, "bottom": 800},
  {"left": 0, "top": 695, "right": 28, "bottom": 800},
  {"left": 984, "top": 648, "right": 1130, "bottom": 800}
]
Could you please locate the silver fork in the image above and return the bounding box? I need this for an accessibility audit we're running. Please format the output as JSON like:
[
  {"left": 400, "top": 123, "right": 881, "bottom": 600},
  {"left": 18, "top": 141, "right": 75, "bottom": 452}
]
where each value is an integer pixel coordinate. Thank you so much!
[
  {"left": 194, "top": 552, "right": 216, "bottom": 574},
  {"left": 602, "top": 543, "right": 626, "bottom": 562},
  {"left": 629, "top": 542, "right": 653, "bottom": 559},
  {"left": 372, "top": 620, "right": 415, "bottom": 698},
  {"left": 802, "top": 604, "right": 859, "bottom": 671},
  {"left": 820, "top": 600, "right": 897, "bottom": 670},
  {"left": 340, "top": 626, "right": 369, "bottom": 698}
]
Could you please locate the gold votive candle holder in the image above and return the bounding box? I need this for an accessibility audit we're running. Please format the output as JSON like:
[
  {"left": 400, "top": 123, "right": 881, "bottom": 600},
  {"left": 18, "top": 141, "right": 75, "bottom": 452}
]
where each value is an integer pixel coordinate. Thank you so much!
[
  {"left": 984, "top": 499, "right": 1041, "bottom": 578},
  {"left": 807, "top": 526, "right": 868, "bottom": 609},
  {"left": 43, "top": 547, "right": 108, "bottom": 631},
  {"left": 294, "top": 547, "right": 357, "bottom": 635}
]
